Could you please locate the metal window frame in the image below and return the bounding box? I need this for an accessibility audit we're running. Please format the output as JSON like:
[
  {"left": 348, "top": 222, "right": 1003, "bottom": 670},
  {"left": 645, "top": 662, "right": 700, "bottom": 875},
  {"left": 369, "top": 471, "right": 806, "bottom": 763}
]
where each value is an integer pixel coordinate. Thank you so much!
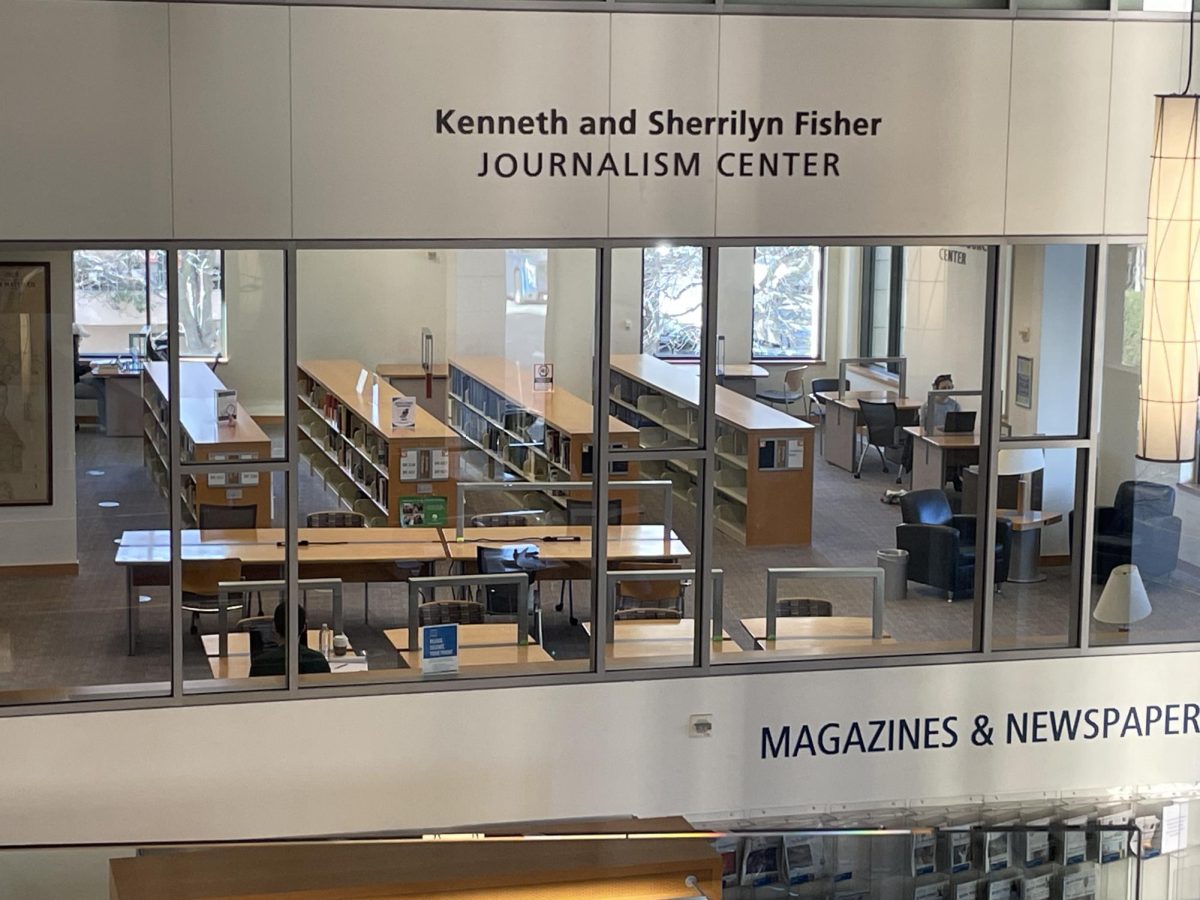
[{"left": 0, "top": 235, "right": 1184, "bottom": 720}]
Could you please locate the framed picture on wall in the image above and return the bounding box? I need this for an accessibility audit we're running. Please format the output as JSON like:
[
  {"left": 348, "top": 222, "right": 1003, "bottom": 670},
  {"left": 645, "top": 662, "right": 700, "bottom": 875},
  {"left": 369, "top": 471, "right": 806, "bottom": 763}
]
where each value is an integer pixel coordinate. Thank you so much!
[
  {"left": 1015, "top": 355, "right": 1034, "bottom": 410},
  {"left": 0, "top": 262, "right": 53, "bottom": 506}
]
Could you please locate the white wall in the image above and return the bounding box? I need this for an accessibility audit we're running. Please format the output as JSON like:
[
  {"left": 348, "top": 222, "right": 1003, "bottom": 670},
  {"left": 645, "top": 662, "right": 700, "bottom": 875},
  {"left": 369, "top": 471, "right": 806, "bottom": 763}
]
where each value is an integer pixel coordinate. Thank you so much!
[
  {"left": 0, "top": 251, "right": 77, "bottom": 567},
  {"left": 0, "top": 3, "right": 1185, "bottom": 240},
  {"left": 544, "top": 249, "right": 597, "bottom": 398},
  {"left": 220, "top": 251, "right": 286, "bottom": 418},
  {"left": 1, "top": 651, "right": 1199, "bottom": 844}
]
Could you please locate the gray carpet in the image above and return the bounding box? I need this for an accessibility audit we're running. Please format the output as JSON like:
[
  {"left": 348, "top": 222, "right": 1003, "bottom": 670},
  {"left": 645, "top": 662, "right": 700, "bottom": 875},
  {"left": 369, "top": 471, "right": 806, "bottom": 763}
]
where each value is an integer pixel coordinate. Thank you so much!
[{"left": 1, "top": 426, "right": 1197, "bottom": 695}]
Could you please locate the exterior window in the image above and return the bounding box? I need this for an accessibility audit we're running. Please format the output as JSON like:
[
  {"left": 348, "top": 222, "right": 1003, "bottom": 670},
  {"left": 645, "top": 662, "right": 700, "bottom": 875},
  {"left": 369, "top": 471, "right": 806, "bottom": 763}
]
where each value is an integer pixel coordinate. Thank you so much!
[
  {"left": 1121, "top": 244, "right": 1145, "bottom": 370},
  {"left": 642, "top": 245, "right": 703, "bottom": 358},
  {"left": 752, "top": 246, "right": 823, "bottom": 360},
  {"left": 73, "top": 249, "right": 225, "bottom": 359}
]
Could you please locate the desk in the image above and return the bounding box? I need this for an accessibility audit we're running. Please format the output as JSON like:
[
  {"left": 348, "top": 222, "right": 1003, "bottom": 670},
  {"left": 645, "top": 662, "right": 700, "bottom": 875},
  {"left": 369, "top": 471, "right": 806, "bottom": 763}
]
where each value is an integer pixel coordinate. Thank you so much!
[
  {"left": 740, "top": 615, "right": 896, "bottom": 656},
  {"left": 819, "top": 391, "right": 923, "bottom": 472},
  {"left": 997, "top": 509, "right": 1064, "bottom": 584},
  {"left": 117, "top": 528, "right": 447, "bottom": 654},
  {"left": 201, "top": 631, "right": 363, "bottom": 679},
  {"left": 583, "top": 619, "right": 741, "bottom": 662},
  {"left": 385, "top": 623, "right": 553, "bottom": 669},
  {"left": 445, "top": 524, "right": 690, "bottom": 564},
  {"left": 88, "top": 362, "right": 144, "bottom": 436},
  {"left": 384, "top": 623, "right": 521, "bottom": 663},
  {"left": 673, "top": 361, "right": 770, "bottom": 398},
  {"left": 904, "top": 426, "right": 980, "bottom": 492}
]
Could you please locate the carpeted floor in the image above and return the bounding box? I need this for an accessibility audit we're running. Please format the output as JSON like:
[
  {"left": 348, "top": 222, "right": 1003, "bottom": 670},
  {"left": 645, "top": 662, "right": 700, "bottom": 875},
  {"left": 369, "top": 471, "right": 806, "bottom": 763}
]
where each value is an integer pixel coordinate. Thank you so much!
[{"left": 0, "top": 425, "right": 1197, "bottom": 695}]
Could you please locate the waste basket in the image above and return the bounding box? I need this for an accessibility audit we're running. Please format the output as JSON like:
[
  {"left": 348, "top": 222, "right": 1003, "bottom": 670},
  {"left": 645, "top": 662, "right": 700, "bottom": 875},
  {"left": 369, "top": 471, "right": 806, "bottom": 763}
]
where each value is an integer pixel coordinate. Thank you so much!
[{"left": 877, "top": 548, "right": 908, "bottom": 602}]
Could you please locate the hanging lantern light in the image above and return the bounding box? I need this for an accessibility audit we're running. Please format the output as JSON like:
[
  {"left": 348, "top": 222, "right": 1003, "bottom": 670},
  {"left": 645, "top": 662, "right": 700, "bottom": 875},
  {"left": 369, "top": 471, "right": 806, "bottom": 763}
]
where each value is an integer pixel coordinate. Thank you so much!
[{"left": 1140, "top": 94, "right": 1200, "bottom": 462}]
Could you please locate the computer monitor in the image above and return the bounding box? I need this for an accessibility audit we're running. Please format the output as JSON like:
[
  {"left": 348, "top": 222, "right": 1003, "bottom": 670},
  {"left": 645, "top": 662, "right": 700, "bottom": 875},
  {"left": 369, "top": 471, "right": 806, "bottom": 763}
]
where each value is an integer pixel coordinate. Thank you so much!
[{"left": 943, "top": 411, "right": 976, "bottom": 433}]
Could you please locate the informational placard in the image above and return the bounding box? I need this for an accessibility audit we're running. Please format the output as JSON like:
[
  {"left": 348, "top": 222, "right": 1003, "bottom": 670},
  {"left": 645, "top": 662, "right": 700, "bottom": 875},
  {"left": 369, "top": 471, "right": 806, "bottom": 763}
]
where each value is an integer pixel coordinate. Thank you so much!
[
  {"left": 392, "top": 395, "right": 417, "bottom": 428},
  {"left": 1161, "top": 802, "right": 1189, "bottom": 854},
  {"left": 787, "top": 438, "right": 805, "bottom": 469},
  {"left": 215, "top": 389, "right": 238, "bottom": 425},
  {"left": 533, "top": 362, "right": 554, "bottom": 393},
  {"left": 355, "top": 368, "right": 369, "bottom": 394},
  {"left": 421, "top": 623, "right": 458, "bottom": 674},
  {"left": 400, "top": 495, "right": 447, "bottom": 527}
]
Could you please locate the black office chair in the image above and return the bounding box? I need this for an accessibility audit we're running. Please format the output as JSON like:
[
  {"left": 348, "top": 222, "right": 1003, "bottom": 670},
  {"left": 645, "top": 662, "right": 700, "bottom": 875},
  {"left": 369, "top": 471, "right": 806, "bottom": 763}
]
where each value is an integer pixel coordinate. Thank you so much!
[
  {"left": 854, "top": 400, "right": 904, "bottom": 482},
  {"left": 777, "top": 598, "right": 833, "bottom": 617},
  {"left": 476, "top": 546, "right": 542, "bottom": 645},
  {"left": 556, "top": 499, "right": 622, "bottom": 625},
  {"left": 807, "top": 378, "right": 850, "bottom": 453},
  {"left": 1076, "top": 481, "right": 1182, "bottom": 582},
  {"left": 198, "top": 503, "right": 258, "bottom": 529},
  {"left": 418, "top": 599, "right": 486, "bottom": 626},
  {"left": 895, "top": 489, "right": 1012, "bottom": 601}
]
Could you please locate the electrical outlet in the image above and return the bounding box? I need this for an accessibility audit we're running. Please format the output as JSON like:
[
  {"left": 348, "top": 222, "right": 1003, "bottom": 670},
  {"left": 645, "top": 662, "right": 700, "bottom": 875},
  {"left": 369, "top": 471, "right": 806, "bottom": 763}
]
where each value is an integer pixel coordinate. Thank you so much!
[{"left": 689, "top": 714, "right": 713, "bottom": 738}]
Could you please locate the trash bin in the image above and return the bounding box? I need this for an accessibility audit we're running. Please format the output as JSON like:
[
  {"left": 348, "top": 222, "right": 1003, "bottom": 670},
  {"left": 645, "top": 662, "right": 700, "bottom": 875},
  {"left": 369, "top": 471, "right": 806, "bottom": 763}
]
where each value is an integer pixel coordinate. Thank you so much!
[{"left": 878, "top": 548, "right": 908, "bottom": 602}]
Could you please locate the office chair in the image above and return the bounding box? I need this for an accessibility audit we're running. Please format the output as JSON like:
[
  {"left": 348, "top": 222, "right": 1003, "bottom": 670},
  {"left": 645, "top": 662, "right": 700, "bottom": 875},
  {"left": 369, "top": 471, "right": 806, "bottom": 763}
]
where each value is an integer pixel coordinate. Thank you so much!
[
  {"left": 418, "top": 599, "right": 486, "bottom": 626},
  {"left": 756, "top": 366, "right": 809, "bottom": 417},
  {"left": 777, "top": 598, "right": 833, "bottom": 617},
  {"left": 181, "top": 559, "right": 244, "bottom": 635},
  {"left": 469, "top": 512, "right": 530, "bottom": 528},
  {"left": 557, "top": 498, "right": 623, "bottom": 625},
  {"left": 306, "top": 509, "right": 371, "bottom": 622},
  {"left": 1078, "top": 481, "right": 1182, "bottom": 582},
  {"left": 198, "top": 503, "right": 258, "bottom": 530},
  {"left": 614, "top": 607, "right": 683, "bottom": 621},
  {"left": 807, "top": 377, "right": 850, "bottom": 453},
  {"left": 895, "top": 490, "right": 1012, "bottom": 601},
  {"left": 475, "top": 547, "right": 543, "bottom": 645},
  {"left": 854, "top": 400, "right": 905, "bottom": 482}
]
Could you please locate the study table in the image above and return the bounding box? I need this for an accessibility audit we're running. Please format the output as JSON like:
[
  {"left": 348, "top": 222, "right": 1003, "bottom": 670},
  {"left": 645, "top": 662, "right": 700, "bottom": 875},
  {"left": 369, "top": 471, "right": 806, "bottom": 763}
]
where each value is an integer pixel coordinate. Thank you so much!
[
  {"left": 740, "top": 616, "right": 896, "bottom": 656},
  {"left": 200, "top": 631, "right": 365, "bottom": 679},
  {"left": 116, "top": 528, "right": 446, "bottom": 655},
  {"left": 818, "top": 391, "right": 922, "bottom": 473},
  {"left": 384, "top": 623, "right": 553, "bottom": 669},
  {"left": 673, "top": 360, "right": 770, "bottom": 397},
  {"left": 583, "top": 619, "right": 742, "bottom": 663},
  {"left": 444, "top": 524, "right": 690, "bottom": 564},
  {"left": 903, "top": 426, "right": 980, "bottom": 492},
  {"left": 87, "top": 359, "right": 144, "bottom": 436}
]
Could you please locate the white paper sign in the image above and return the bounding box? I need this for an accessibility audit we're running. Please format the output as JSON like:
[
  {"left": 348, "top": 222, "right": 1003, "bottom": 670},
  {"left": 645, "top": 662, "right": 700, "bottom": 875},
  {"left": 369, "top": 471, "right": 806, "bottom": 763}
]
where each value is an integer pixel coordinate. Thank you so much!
[
  {"left": 787, "top": 438, "right": 804, "bottom": 469},
  {"left": 431, "top": 448, "right": 450, "bottom": 480},
  {"left": 1161, "top": 802, "right": 1189, "bottom": 854},
  {"left": 392, "top": 395, "right": 416, "bottom": 428},
  {"left": 215, "top": 389, "right": 238, "bottom": 425},
  {"left": 400, "top": 448, "right": 419, "bottom": 480},
  {"left": 355, "top": 368, "right": 369, "bottom": 394},
  {"left": 533, "top": 362, "right": 554, "bottom": 393}
]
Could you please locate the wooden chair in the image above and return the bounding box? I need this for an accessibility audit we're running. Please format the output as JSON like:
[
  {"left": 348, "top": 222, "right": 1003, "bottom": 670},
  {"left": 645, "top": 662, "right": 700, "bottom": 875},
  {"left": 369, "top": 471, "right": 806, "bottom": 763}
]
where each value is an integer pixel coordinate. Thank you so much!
[
  {"left": 418, "top": 599, "right": 486, "bottom": 627},
  {"left": 181, "top": 559, "right": 244, "bottom": 635}
]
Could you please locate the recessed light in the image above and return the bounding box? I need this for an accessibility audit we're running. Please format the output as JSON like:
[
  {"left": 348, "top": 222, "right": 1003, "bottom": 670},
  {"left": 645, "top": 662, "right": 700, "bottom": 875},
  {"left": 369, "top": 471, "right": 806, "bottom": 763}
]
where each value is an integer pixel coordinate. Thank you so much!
[{"left": 98, "top": 501, "right": 120, "bottom": 508}]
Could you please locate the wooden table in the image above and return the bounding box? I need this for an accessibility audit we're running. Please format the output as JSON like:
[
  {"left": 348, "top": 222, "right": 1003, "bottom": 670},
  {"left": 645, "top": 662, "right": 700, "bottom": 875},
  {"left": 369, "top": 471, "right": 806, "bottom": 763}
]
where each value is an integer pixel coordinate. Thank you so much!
[
  {"left": 386, "top": 625, "right": 553, "bottom": 669},
  {"left": 904, "top": 426, "right": 980, "bottom": 492},
  {"left": 997, "top": 509, "right": 1065, "bottom": 584},
  {"left": 818, "top": 391, "right": 922, "bottom": 473},
  {"left": 583, "top": 619, "right": 742, "bottom": 662},
  {"left": 673, "top": 361, "right": 770, "bottom": 398},
  {"left": 117, "top": 528, "right": 447, "bottom": 655},
  {"left": 87, "top": 360, "right": 144, "bottom": 436},
  {"left": 740, "top": 616, "right": 896, "bottom": 656},
  {"left": 445, "top": 525, "right": 690, "bottom": 564}
]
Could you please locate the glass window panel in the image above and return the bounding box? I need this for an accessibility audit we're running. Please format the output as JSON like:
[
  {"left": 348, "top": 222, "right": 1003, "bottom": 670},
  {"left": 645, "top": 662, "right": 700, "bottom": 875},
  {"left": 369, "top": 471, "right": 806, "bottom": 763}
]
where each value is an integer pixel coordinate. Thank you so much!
[
  {"left": 1091, "top": 243, "right": 1200, "bottom": 647},
  {"left": 72, "top": 250, "right": 148, "bottom": 357},
  {"left": 751, "top": 245, "right": 822, "bottom": 360},
  {"left": 641, "top": 244, "right": 703, "bottom": 360}
]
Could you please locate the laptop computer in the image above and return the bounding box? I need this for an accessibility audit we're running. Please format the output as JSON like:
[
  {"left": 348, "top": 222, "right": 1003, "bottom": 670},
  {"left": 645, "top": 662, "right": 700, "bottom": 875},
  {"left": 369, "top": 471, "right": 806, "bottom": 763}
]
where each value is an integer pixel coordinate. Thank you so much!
[{"left": 943, "top": 411, "right": 976, "bottom": 433}]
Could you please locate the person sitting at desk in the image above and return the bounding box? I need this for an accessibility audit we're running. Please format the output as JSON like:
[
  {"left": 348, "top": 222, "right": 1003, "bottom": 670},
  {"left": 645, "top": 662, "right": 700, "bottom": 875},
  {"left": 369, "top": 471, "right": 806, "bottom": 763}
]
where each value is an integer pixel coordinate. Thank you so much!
[
  {"left": 899, "top": 374, "right": 963, "bottom": 490},
  {"left": 72, "top": 323, "right": 106, "bottom": 432},
  {"left": 249, "top": 601, "right": 331, "bottom": 677}
]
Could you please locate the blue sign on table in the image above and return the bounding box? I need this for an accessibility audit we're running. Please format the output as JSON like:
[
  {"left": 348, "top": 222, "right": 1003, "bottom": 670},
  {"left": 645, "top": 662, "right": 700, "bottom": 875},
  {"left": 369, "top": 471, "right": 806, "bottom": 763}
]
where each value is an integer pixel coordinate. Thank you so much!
[{"left": 421, "top": 623, "right": 459, "bottom": 674}]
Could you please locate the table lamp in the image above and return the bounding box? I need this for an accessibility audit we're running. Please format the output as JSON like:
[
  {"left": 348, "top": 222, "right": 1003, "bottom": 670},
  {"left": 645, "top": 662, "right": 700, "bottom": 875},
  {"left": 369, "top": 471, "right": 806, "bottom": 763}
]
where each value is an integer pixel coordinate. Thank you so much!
[{"left": 1093, "top": 564, "right": 1152, "bottom": 632}]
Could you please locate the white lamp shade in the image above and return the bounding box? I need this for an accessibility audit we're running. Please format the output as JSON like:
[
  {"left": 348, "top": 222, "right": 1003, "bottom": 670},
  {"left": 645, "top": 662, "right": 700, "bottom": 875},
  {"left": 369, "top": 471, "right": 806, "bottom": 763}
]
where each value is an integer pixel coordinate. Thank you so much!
[
  {"left": 1141, "top": 95, "right": 1200, "bottom": 462},
  {"left": 1093, "top": 564, "right": 1152, "bottom": 625},
  {"left": 996, "top": 448, "right": 1045, "bottom": 476}
]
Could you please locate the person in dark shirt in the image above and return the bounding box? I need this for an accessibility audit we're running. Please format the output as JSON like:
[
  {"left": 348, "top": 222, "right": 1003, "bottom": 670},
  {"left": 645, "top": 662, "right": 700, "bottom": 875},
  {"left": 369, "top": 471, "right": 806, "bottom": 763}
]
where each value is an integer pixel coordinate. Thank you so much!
[
  {"left": 73, "top": 324, "right": 106, "bottom": 431},
  {"left": 249, "top": 601, "right": 331, "bottom": 676}
]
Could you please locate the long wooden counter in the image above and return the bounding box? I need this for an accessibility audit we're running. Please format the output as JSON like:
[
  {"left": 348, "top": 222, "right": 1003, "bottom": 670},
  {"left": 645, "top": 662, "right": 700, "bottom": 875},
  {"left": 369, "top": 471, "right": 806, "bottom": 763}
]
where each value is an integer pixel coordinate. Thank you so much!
[
  {"left": 141, "top": 361, "right": 272, "bottom": 526},
  {"left": 609, "top": 353, "right": 813, "bottom": 546},
  {"left": 299, "top": 359, "right": 459, "bottom": 527}
]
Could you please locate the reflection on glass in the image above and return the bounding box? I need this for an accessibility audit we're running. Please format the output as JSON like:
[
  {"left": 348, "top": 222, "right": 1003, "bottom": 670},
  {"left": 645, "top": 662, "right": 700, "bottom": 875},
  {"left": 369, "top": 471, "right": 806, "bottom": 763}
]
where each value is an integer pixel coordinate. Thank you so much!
[{"left": 1092, "top": 244, "right": 1200, "bottom": 646}]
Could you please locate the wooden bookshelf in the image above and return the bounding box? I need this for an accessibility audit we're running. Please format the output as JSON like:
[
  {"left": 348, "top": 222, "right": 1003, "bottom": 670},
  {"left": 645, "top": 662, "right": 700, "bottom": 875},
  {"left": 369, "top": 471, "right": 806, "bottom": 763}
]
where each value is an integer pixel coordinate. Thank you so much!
[
  {"left": 609, "top": 353, "right": 814, "bottom": 546},
  {"left": 447, "top": 357, "right": 640, "bottom": 519},
  {"left": 298, "top": 359, "right": 459, "bottom": 527},
  {"left": 141, "top": 361, "right": 272, "bottom": 527}
]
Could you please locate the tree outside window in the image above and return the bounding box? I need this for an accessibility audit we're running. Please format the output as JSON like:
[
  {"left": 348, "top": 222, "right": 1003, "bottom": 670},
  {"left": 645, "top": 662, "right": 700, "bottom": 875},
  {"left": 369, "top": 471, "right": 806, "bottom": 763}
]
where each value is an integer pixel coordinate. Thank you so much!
[
  {"left": 752, "top": 246, "right": 822, "bottom": 360},
  {"left": 642, "top": 245, "right": 703, "bottom": 358},
  {"left": 1122, "top": 244, "right": 1145, "bottom": 371}
]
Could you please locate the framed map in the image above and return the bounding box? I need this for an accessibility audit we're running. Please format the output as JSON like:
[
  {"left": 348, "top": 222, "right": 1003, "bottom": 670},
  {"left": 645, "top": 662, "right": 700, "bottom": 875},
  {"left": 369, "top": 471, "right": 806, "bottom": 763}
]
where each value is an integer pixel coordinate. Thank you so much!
[{"left": 0, "top": 263, "right": 52, "bottom": 506}]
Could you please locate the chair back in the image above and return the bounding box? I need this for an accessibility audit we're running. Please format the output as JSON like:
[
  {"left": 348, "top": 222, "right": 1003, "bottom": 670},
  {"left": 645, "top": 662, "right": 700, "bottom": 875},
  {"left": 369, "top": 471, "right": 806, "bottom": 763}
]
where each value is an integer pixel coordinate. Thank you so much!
[
  {"left": 234, "top": 616, "right": 277, "bottom": 655},
  {"left": 899, "top": 489, "right": 953, "bottom": 527},
  {"left": 181, "top": 559, "right": 243, "bottom": 597},
  {"left": 475, "top": 546, "right": 531, "bottom": 616},
  {"left": 565, "top": 498, "right": 623, "bottom": 526},
  {"left": 810, "top": 377, "right": 848, "bottom": 396},
  {"left": 419, "top": 600, "right": 485, "bottom": 626},
  {"left": 615, "top": 607, "right": 683, "bottom": 621},
  {"left": 783, "top": 366, "right": 808, "bottom": 392},
  {"left": 613, "top": 560, "right": 686, "bottom": 610},
  {"left": 857, "top": 400, "right": 899, "bottom": 448},
  {"left": 307, "top": 510, "right": 366, "bottom": 528},
  {"left": 198, "top": 503, "right": 258, "bottom": 530},
  {"left": 778, "top": 598, "right": 833, "bottom": 617},
  {"left": 1115, "top": 480, "right": 1175, "bottom": 526},
  {"left": 470, "top": 512, "right": 530, "bottom": 528}
]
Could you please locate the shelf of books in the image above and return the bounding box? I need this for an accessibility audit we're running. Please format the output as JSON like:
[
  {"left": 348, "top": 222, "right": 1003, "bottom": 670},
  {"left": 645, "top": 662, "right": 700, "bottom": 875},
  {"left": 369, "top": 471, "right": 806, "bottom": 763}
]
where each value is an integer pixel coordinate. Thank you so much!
[
  {"left": 141, "top": 361, "right": 272, "bottom": 527},
  {"left": 298, "top": 359, "right": 459, "bottom": 528},
  {"left": 608, "top": 353, "right": 814, "bottom": 546},
  {"left": 447, "top": 357, "right": 641, "bottom": 521}
]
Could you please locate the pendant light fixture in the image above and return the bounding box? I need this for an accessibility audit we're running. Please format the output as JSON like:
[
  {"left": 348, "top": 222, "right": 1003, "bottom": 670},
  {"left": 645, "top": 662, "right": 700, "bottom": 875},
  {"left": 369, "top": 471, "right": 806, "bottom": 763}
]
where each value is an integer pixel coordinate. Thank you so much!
[{"left": 1141, "top": 10, "right": 1200, "bottom": 462}]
